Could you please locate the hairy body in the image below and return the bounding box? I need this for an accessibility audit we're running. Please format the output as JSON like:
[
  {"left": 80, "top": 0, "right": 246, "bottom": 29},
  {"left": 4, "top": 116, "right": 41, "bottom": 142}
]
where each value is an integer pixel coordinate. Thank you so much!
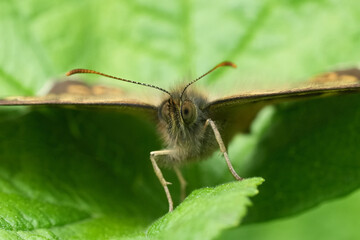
[{"left": 156, "top": 88, "right": 218, "bottom": 167}]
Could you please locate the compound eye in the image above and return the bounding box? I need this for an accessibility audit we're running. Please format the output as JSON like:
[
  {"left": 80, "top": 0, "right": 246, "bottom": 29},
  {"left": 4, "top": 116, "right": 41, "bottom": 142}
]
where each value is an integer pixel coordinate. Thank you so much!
[
  {"left": 181, "top": 100, "right": 197, "bottom": 124},
  {"left": 159, "top": 101, "right": 170, "bottom": 121}
]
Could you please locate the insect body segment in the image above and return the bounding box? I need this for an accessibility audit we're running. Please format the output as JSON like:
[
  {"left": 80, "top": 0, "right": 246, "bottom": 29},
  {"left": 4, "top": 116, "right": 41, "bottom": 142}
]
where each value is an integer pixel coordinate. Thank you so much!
[{"left": 152, "top": 68, "right": 242, "bottom": 211}]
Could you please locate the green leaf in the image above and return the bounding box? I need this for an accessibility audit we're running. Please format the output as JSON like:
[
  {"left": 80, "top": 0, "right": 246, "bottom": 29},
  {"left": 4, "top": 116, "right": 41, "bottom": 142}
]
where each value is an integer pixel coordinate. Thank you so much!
[
  {"left": 0, "top": 107, "right": 263, "bottom": 239},
  {"left": 148, "top": 178, "right": 263, "bottom": 240},
  {"left": 0, "top": 108, "right": 161, "bottom": 239},
  {"left": 242, "top": 94, "right": 360, "bottom": 223},
  {"left": 219, "top": 188, "right": 360, "bottom": 240}
]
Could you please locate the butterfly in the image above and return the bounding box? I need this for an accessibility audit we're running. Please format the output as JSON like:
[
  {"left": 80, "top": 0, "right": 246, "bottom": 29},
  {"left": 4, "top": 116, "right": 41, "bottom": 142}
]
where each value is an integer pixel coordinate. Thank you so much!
[{"left": 1, "top": 61, "right": 360, "bottom": 212}]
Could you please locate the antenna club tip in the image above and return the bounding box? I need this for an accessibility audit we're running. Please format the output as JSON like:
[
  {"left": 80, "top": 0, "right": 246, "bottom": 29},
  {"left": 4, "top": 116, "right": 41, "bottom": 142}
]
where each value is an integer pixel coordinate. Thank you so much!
[
  {"left": 221, "top": 61, "right": 237, "bottom": 68},
  {"left": 66, "top": 69, "right": 89, "bottom": 76},
  {"left": 66, "top": 69, "right": 81, "bottom": 76}
]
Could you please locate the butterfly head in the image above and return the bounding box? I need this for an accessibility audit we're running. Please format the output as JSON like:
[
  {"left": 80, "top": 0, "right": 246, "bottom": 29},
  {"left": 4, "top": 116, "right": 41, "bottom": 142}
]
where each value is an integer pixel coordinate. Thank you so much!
[
  {"left": 157, "top": 88, "right": 209, "bottom": 148},
  {"left": 159, "top": 90, "right": 201, "bottom": 127}
]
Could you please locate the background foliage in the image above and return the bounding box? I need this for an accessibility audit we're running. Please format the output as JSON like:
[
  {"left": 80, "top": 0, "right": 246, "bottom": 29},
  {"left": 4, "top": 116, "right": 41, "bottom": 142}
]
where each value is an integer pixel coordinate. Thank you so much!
[{"left": 0, "top": 0, "right": 360, "bottom": 239}]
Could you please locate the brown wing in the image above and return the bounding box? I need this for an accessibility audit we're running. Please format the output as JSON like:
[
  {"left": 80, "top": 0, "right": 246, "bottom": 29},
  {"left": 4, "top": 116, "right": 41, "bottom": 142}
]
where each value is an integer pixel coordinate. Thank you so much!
[
  {"left": 206, "top": 68, "right": 360, "bottom": 144},
  {"left": 0, "top": 80, "right": 158, "bottom": 117}
]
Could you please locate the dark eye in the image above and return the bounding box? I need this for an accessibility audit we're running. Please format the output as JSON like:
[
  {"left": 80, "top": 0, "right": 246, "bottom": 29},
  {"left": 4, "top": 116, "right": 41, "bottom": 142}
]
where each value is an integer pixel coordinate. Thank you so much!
[{"left": 181, "top": 100, "right": 197, "bottom": 124}]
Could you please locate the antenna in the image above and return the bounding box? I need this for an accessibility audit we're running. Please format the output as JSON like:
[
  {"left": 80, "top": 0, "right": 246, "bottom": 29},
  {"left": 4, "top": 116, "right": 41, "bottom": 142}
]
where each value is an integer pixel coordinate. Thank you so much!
[
  {"left": 180, "top": 61, "right": 236, "bottom": 99},
  {"left": 66, "top": 69, "right": 172, "bottom": 96}
]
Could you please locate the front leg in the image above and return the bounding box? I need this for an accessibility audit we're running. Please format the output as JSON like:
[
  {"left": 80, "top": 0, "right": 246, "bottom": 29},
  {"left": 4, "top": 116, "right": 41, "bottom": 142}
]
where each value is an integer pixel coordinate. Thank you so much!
[
  {"left": 206, "top": 119, "right": 243, "bottom": 181},
  {"left": 150, "top": 149, "right": 176, "bottom": 212}
]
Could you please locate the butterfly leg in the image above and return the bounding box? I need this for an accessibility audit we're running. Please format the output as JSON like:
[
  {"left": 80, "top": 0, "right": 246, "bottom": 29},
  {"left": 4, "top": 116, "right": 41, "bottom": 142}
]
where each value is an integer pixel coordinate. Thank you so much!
[
  {"left": 206, "top": 119, "right": 243, "bottom": 181},
  {"left": 174, "top": 166, "right": 187, "bottom": 202},
  {"left": 150, "top": 150, "right": 175, "bottom": 212}
]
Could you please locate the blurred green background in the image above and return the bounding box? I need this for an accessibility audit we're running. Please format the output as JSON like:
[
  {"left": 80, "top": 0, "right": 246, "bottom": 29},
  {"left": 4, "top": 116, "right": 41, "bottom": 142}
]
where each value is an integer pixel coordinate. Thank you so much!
[{"left": 1, "top": 0, "right": 360, "bottom": 239}]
